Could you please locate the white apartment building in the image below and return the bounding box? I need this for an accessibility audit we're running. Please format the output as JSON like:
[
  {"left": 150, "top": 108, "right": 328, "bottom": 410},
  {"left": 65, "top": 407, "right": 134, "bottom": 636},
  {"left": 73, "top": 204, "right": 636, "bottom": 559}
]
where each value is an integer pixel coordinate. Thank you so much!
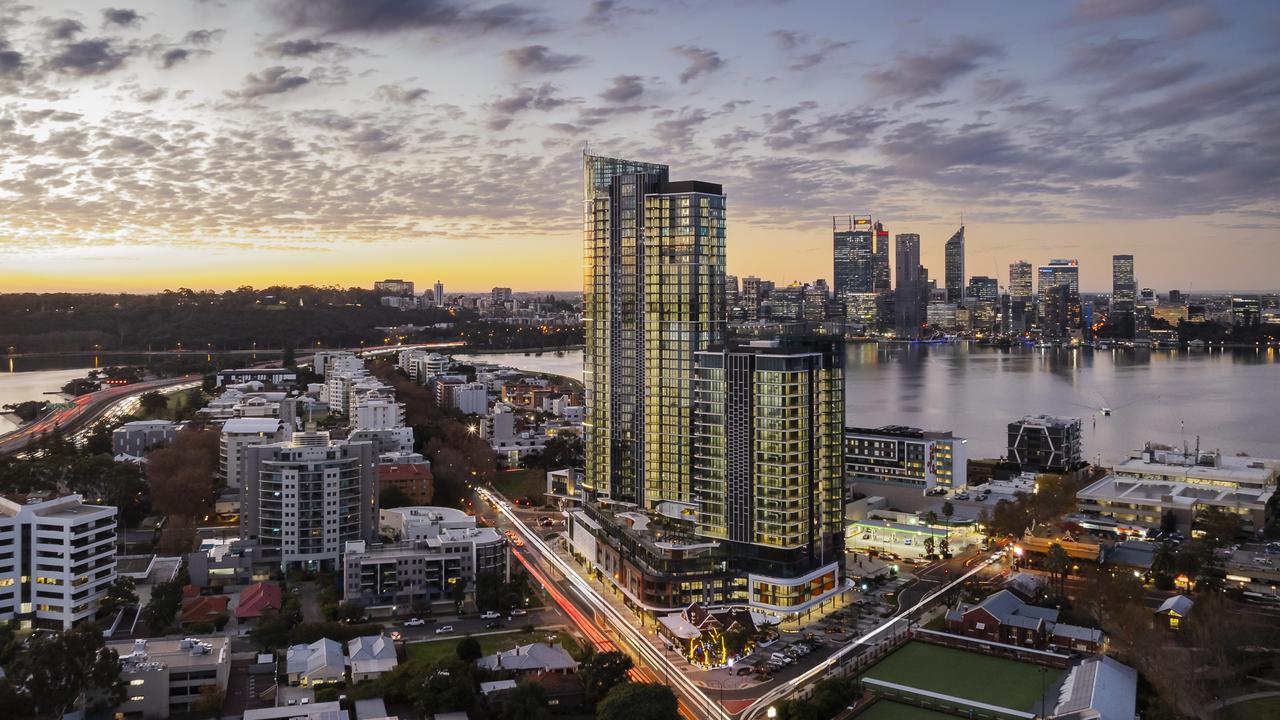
[
  {"left": 435, "top": 379, "right": 487, "bottom": 415},
  {"left": 314, "top": 350, "right": 363, "bottom": 378},
  {"left": 0, "top": 494, "right": 117, "bottom": 630},
  {"left": 109, "top": 636, "right": 231, "bottom": 719},
  {"left": 397, "top": 349, "right": 452, "bottom": 383},
  {"left": 242, "top": 432, "right": 377, "bottom": 572},
  {"left": 354, "top": 397, "right": 405, "bottom": 430},
  {"left": 219, "top": 418, "right": 282, "bottom": 490}
]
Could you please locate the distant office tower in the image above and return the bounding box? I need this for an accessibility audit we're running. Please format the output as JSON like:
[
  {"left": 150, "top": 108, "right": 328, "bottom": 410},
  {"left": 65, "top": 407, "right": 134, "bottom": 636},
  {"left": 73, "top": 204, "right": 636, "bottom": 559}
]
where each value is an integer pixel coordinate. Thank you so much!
[
  {"left": 491, "top": 287, "right": 513, "bottom": 305},
  {"left": 433, "top": 280, "right": 445, "bottom": 307},
  {"left": 1111, "top": 253, "right": 1135, "bottom": 318},
  {"left": 242, "top": 431, "right": 377, "bottom": 571},
  {"left": 374, "top": 279, "right": 415, "bottom": 296},
  {"left": 1037, "top": 259, "right": 1081, "bottom": 334},
  {"left": 725, "top": 274, "right": 740, "bottom": 314},
  {"left": 1232, "top": 295, "right": 1262, "bottom": 328},
  {"left": 741, "top": 275, "right": 770, "bottom": 320},
  {"left": 873, "top": 221, "right": 891, "bottom": 292},
  {"left": 1008, "top": 415, "right": 1082, "bottom": 474},
  {"left": 833, "top": 215, "right": 875, "bottom": 298},
  {"left": 692, "top": 338, "right": 844, "bottom": 602},
  {"left": 1008, "top": 261, "right": 1034, "bottom": 303},
  {"left": 967, "top": 276, "right": 999, "bottom": 303},
  {"left": 944, "top": 225, "right": 966, "bottom": 304},
  {"left": 1168, "top": 290, "right": 1184, "bottom": 306},
  {"left": 583, "top": 153, "right": 726, "bottom": 507},
  {"left": 895, "top": 233, "right": 923, "bottom": 338}
]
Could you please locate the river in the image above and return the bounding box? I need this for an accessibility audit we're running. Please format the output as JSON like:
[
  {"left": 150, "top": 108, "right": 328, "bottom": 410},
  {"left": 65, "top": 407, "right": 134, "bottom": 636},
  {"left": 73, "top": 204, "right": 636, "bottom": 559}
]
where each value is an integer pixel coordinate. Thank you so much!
[
  {"left": 0, "top": 367, "right": 92, "bottom": 433},
  {"left": 440, "top": 345, "right": 1280, "bottom": 464},
  {"left": 6, "top": 344, "right": 1276, "bottom": 464}
]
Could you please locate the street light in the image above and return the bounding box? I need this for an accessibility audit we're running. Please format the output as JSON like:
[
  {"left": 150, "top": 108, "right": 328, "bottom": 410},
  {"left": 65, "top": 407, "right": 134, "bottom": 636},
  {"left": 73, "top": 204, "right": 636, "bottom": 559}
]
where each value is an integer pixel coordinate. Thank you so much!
[{"left": 767, "top": 707, "right": 777, "bottom": 719}]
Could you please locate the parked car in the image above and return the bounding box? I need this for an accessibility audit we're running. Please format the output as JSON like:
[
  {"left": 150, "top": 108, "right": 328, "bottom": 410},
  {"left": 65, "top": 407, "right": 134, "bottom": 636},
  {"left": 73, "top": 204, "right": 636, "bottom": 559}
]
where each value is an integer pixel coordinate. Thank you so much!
[
  {"left": 480, "top": 611, "right": 501, "bottom": 620},
  {"left": 735, "top": 665, "right": 755, "bottom": 676},
  {"left": 404, "top": 618, "right": 426, "bottom": 627},
  {"left": 435, "top": 625, "right": 454, "bottom": 634},
  {"left": 509, "top": 608, "right": 528, "bottom": 617}
]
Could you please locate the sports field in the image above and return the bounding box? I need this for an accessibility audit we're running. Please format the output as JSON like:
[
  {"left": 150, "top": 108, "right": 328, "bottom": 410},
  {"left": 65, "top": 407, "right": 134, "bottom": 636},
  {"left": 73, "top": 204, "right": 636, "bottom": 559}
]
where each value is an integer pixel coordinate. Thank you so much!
[
  {"left": 858, "top": 700, "right": 958, "bottom": 720},
  {"left": 860, "top": 641, "right": 1061, "bottom": 712}
]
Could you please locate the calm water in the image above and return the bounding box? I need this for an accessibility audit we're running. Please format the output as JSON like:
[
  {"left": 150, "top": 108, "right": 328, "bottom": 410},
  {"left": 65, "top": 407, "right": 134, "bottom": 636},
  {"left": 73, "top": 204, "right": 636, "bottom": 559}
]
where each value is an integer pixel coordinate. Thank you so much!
[
  {"left": 7, "top": 345, "right": 1277, "bottom": 464},
  {"left": 0, "top": 367, "right": 92, "bottom": 433},
  {"left": 446, "top": 345, "right": 1280, "bottom": 464}
]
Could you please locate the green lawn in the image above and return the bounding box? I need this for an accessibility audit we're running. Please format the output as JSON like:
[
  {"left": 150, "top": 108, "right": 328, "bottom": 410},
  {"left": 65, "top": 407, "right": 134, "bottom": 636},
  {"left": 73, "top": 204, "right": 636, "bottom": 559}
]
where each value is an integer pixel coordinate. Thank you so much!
[
  {"left": 406, "top": 629, "right": 582, "bottom": 665},
  {"left": 858, "top": 700, "right": 961, "bottom": 720},
  {"left": 493, "top": 468, "right": 548, "bottom": 502},
  {"left": 1225, "top": 697, "right": 1280, "bottom": 720},
  {"left": 860, "top": 642, "right": 1061, "bottom": 712}
]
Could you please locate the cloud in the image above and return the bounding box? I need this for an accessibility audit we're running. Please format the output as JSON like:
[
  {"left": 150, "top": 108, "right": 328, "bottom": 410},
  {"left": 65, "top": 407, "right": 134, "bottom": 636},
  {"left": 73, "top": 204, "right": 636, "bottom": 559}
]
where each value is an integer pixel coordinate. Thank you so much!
[
  {"left": 654, "top": 107, "right": 708, "bottom": 147},
  {"left": 505, "top": 44, "right": 584, "bottom": 73},
  {"left": 42, "top": 18, "right": 85, "bottom": 40},
  {"left": 263, "top": 38, "right": 339, "bottom": 58},
  {"left": 672, "top": 45, "right": 724, "bottom": 84},
  {"left": 101, "top": 8, "right": 143, "bottom": 28},
  {"left": 229, "top": 66, "right": 310, "bottom": 98},
  {"left": 269, "top": 0, "right": 542, "bottom": 35},
  {"left": 374, "top": 84, "right": 428, "bottom": 103},
  {"left": 972, "top": 75, "right": 1023, "bottom": 103},
  {"left": 1065, "top": 37, "right": 1156, "bottom": 76},
  {"left": 159, "top": 47, "right": 189, "bottom": 69},
  {"left": 1072, "top": 0, "right": 1224, "bottom": 38},
  {"left": 1097, "top": 62, "right": 1202, "bottom": 98},
  {"left": 760, "top": 103, "right": 886, "bottom": 152},
  {"left": 1102, "top": 64, "right": 1280, "bottom": 133},
  {"left": 583, "top": 0, "right": 644, "bottom": 26},
  {"left": 46, "top": 39, "right": 132, "bottom": 76},
  {"left": 184, "top": 29, "right": 224, "bottom": 46},
  {"left": 769, "top": 30, "right": 850, "bottom": 71},
  {"left": 866, "top": 37, "right": 1001, "bottom": 100},
  {"left": 488, "top": 82, "right": 570, "bottom": 129},
  {"left": 0, "top": 39, "right": 21, "bottom": 77},
  {"left": 600, "top": 74, "right": 644, "bottom": 102}
]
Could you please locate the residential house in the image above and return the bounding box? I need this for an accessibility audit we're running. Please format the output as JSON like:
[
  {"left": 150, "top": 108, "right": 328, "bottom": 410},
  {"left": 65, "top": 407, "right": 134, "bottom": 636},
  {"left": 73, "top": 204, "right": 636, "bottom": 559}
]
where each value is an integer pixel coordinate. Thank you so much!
[
  {"left": 1155, "top": 595, "right": 1193, "bottom": 630},
  {"left": 476, "top": 641, "right": 579, "bottom": 676},
  {"left": 286, "top": 638, "right": 347, "bottom": 686},
  {"left": 348, "top": 635, "right": 398, "bottom": 682},
  {"left": 945, "top": 590, "right": 1104, "bottom": 653},
  {"left": 235, "top": 582, "right": 282, "bottom": 622}
]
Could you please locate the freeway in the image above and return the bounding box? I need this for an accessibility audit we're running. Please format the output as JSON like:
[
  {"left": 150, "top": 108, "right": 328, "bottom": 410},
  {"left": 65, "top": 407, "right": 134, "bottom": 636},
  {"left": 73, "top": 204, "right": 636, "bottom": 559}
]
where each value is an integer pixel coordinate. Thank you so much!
[
  {"left": 0, "top": 374, "right": 201, "bottom": 456},
  {"left": 477, "top": 485, "right": 729, "bottom": 720}
]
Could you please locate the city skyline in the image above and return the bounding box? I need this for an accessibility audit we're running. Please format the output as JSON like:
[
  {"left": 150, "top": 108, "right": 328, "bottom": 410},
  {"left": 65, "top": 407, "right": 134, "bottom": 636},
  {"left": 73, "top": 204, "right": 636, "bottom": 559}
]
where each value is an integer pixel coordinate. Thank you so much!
[{"left": 0, "top": 1, "right": 1277, "bottom": 294}]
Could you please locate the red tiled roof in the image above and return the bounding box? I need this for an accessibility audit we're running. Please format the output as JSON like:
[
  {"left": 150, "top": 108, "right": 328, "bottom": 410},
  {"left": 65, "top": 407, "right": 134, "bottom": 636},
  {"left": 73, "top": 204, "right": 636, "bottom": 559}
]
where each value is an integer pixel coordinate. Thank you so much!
[
  {"left": 182, "top": 584, "right": 201, "bottom": 599},
  {"left": 181, "top": 595, "right": 229, "bottom": 624},
  {"left": 235, "top": 582, "right": 283, "bottom": 619}
]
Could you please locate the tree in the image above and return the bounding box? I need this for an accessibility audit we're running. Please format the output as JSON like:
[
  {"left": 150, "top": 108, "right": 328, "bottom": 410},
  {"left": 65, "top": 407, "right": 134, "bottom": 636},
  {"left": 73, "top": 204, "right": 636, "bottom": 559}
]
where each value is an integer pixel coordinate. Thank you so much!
[
  {"left": 1160, "top": 510, "right": 1178, "bottom": 534},
  {"left": 939, "top": 538, "right": 950, "bottom": 557},
  {"left": 1151, "top": 542, "right": 1177, "bottom": 580},
  {"left": 1045, "top": 543, "right": 1070, "bottom": 598},
  {"left": 494, "top": 681, "right": 551, "bottom": 720},
  {"left": 99, "top": 576, "right": 139, "bottom": 617},
  {"left": 336, "top": 601, "right": 366, "bottom": 624},
  {"left": 455, "top": 636, "right": 482, "bottom": 662},
  {"left": 923, "top": 536, "right": 936, "bottom": 558},
  {"left": 5, "top": 622, "right": 125, "bottom": 718},
  {"left": 282, "top": 346, "right": 297, "bottom": 367},
  {"left": 379, "top": 485, "right": 412, "bottom": 510},
  {"left": 942, "top": 501, "right": 955, "bottom": 521},
  {"left": 145, "top": 426, "right": 219, "bottom": 521},
  {"left": 139, "top": 391, "right": 170, "bottom": 417},
  {"left": 84, "top": 421, "right": 115, "bottom": 456},
  {"left": 580, "top": 649, "right": 634, "bottom": 706},
  {"left": 142, "top": 576, "right": 184, "bottom": 634},
  {"left": 596, "top": 683, "right": 679, "bottom": 720}
]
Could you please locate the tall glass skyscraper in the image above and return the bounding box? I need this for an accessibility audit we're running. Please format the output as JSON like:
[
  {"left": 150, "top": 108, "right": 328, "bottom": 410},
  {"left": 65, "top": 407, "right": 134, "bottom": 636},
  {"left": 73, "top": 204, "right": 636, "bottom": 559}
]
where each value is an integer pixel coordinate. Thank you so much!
[
  {"left": 1008, "top": 261, "right": 1034, "bottom": 302},
  {"left": 1037, "top": 259, "right": 1081, "bottom": 336},
  {"left": 833, "top": 215, "right": 874, "bottom": 299},
  {"left": 873, "top": 221, "right": 891, "bottom": 293},
  {"left": 582, "top": 153, "right": 726, "bottom": 507},
  {"left": 944, "top": 225, "right": 966, "bottom": 304},
  {"left": 1111, "top": 254, "right": 1136, "bottom": 335},
  {"left": 895, "top": 233, "right": 923, "bottom": 338}
]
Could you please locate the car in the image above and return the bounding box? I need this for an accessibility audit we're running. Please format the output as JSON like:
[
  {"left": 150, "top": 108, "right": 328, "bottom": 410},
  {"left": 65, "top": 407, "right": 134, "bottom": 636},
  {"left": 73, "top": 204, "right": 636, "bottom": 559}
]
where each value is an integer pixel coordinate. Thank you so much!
[
  {"left": 954, "top": 492, "right": 970, "bottom": 500},
  {"left": 735, "top": 666, "right": 755, "bottom": 676},
  {"left": 509, "top": 608, "right": 528, "bottom": 617},
  {"left": 435, "top": 625, "right": 454, "bottom": 634},
  {"left": 480, "top": 611, "right": 501, "bottom": 620},
  {"left": 485, "top": 621, "right": 502, "bottom": 629},
  {"left": 404, "top": 618, "right": 426, "bottom": 627}
]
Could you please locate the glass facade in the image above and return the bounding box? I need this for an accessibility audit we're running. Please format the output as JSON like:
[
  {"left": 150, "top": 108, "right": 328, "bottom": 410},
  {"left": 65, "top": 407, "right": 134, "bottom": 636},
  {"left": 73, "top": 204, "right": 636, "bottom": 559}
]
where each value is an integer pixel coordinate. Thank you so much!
[
  {"left": 944, "top": 226, "right": 965, "bottom": 304},
  {"left": 582, "top": 153, "right": 726, "bottom": 507}
]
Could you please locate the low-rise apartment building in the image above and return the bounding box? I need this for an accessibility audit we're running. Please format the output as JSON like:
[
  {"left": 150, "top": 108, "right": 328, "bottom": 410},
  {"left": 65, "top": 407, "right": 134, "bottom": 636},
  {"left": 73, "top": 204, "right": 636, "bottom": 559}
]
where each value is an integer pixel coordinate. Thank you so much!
[
  {"left": 845, "top": 425, "right": 968, "bottom": 491},
  {"left": 109, "top": 636, "right": 231, "bottom": 719},
  {"left": 112, "top": 420, "right": 180, "bottom": 457}
]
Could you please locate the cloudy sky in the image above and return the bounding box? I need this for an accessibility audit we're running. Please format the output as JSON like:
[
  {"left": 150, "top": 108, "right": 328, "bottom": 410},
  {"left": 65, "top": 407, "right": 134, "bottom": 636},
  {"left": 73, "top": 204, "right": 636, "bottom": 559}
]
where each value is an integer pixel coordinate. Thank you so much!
[{"left": 0, "top": 0, "right": 1276, "bottom": 294}]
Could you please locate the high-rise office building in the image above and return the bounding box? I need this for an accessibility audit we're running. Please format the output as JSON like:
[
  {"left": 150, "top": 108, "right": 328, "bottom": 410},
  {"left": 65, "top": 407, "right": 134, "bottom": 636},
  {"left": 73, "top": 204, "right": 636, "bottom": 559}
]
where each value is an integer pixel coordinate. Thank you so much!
[
  {"left": 582, "top": 153, "right": 726, "bottom": 507},
  {"left": 1008, "top": 261, "right": 1034, "bottom": 303},
  {"left": 491, "top": 287, "right": 513, "bottom": 305},
  {"left": 433, "top": 280, "right": 444, "bottom": 307},
  {"left": 966, "top": 276, "right": 999, "bottom": 304},
  {"left": 374, "top": 279, "right": 415, "bottom": 296},
  {"left": 1110, "top": 254, "right": 1136, "bottom": 336},
  {"left": 740, "top": 275, "right": 772, "bottom": 320},
  {"left": 242, "top": 431, "right": 377, "bottom": 571},
  {"left": 1037, "top": 259, "right": 1081, "bottom": 334},
  {"left": 833, "top": 215, "right": 875, "bottom": 298},
  {"left": 1232, "top": 295, "right": 1262, "bottom": 328},
  {"left": 692, "top": 338, "right": 844, "bottom": 610},
  {"left": 944, "top": 225, "right": 966, "bottom": 304},
  {"left": 873, "top": 221, "right": 891, "bottom": 293},
  {"left": 894, "top": 233, "right": 923, "bottom": 338}
]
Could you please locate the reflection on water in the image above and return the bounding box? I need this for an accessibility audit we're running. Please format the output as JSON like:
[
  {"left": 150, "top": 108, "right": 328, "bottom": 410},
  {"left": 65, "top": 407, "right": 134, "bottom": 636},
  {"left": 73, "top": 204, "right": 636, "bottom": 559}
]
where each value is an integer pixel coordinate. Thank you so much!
[{"left": 6, "top": 344, "right": 1276, "bottom": 464}]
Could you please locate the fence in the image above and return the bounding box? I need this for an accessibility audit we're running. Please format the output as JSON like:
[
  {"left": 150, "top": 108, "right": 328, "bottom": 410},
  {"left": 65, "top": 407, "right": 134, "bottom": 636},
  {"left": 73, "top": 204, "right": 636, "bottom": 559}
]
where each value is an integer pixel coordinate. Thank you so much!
[
  {"left": 914, "top": 628, "right": 1072, "bottom": 669},
  {"left": 861, "top": 678, "right": 1036, "bottom": 720}
]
